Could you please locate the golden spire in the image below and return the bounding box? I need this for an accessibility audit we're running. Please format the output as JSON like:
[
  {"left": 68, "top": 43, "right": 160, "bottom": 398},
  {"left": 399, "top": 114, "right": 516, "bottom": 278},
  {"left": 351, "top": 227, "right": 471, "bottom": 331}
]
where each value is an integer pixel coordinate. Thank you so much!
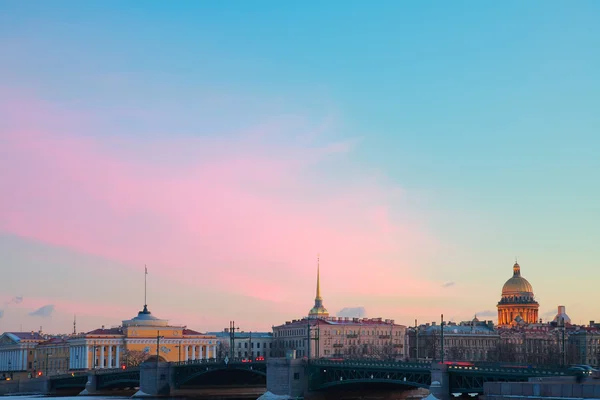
[{"left": 316, "top": 254, "right": 322, "bottom": 301}]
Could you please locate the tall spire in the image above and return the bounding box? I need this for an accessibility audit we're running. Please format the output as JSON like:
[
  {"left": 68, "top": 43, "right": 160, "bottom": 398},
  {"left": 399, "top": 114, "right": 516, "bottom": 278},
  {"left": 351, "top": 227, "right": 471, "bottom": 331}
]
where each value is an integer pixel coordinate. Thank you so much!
[
  {"left": 316, "top": 254, "right": 322, "bottom": 301},
  {"left": 309, "top": 253, "right": 329, "bottom": 318},
  {"left": 73, "top": 315, "right": 76, "bottom": 335},
  {"left": 142, "top": 265, "right": 150, "bottom": 314}
]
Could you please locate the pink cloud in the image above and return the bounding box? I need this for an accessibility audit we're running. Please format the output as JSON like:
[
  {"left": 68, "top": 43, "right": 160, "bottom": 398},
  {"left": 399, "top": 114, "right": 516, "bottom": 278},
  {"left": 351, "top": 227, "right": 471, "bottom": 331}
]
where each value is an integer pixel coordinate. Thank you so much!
[{"left": 0, "top": 91, "right": 439, "bottom": 329}]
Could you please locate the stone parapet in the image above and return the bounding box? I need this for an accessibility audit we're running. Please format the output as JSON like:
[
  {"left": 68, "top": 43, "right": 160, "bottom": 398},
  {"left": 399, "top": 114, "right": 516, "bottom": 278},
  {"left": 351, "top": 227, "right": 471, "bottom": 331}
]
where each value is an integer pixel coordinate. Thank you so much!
[{"left": 485, "top": 380, "right": 600, "bottom": 399}]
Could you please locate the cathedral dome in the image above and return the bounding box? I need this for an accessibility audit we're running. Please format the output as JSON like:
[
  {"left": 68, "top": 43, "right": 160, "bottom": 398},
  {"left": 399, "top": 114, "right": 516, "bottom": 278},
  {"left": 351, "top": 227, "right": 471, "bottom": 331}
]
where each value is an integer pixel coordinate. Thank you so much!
[{"left": 501, "top": 262, "right": 534, "bottom": 296}]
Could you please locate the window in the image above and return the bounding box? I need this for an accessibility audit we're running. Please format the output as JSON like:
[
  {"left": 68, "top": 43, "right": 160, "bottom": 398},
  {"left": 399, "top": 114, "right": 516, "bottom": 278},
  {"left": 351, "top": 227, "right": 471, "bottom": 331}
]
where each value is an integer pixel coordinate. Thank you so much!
[
  {"left": 293, "top": 373, "right": 300, "bottom": 380},
  {"left": 245, "top": 343, "right": 248, "bottom": 348},
  {"left": 257, "top": 343, "right": 261, "bottom": 348}
]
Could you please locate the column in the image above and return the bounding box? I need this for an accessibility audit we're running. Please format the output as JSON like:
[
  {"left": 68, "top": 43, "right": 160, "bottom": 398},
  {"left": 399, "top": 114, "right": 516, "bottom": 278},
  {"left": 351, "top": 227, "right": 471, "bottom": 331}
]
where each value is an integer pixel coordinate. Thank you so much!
[
  {"left": 69, "top": 347, "right": 73, "bottom": 370},
  {"left": 21, "top": 349, "right": 26, "bottom": 371},
  {"left": 116, "top": 346, "right": 120, "bottom": 368},
  {"left": 108, "top": 345, "right": 113, "bottom": 368},
  {"left": 191, "top": 346, "right": 196, "bottom": 361},
  {"left": 185, "top": 346, "right": 189, "bottom": 361},
  {"left": 199, "top": 346, "right": 203, "bottom": 360},
  {"left": 85, "top": 345, "right": 89, "bottom": 370},
  {"left": 212, "top": 345, "right": 216, "bottom": 359},
  {"left": 100, "top": 345, "right": 105, "bottom": 368}
]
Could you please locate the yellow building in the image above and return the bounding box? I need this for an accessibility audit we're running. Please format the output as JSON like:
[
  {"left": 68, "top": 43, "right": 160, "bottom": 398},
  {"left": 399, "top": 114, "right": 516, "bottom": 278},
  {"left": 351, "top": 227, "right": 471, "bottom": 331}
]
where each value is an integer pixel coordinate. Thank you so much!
[
  {"left": 35, "top": 337, "right": 70, "bottom": 376},
  {"left": 497, "top": 261, "right": 539, "bottom": 326},
  {"left": 68, "top": 303, "right": 218, "bottom": 370}
]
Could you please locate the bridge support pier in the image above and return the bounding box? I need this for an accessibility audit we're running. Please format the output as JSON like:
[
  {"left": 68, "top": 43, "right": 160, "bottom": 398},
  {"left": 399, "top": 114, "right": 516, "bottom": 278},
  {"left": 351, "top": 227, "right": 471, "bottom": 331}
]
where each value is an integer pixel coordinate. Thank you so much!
[
  {"left": 430, "top": 364, "right": 450, "bottom": 400},
  {"left": 261, "top": 358, "right": 306, "bottom": 399},
  {"left": 133, "top": 362, "right": 174, "bottom": 397},
  {"left": 79, "top": 374, "right": 98, "bottom": 395}
]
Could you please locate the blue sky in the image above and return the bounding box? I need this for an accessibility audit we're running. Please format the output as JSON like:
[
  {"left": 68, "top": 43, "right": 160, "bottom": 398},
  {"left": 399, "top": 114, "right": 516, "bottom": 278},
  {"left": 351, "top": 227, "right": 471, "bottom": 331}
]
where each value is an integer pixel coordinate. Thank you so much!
[{"left": 0, "top": 1, "right": 599, "bottom": 332}]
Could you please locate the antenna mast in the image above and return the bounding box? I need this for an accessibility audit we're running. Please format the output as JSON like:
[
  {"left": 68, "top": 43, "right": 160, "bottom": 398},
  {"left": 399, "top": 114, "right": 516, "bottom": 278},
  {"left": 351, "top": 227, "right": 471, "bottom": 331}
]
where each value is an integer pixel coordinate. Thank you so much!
[{"left": 144, "top": 265, "right": 148, "bottom": 307}]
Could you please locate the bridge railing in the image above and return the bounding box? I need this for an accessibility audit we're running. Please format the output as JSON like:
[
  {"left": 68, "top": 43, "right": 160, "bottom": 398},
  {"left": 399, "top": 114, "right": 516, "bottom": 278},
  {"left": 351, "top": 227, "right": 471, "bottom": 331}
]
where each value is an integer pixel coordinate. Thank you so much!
[
  {"left": 172, "top": 358, "right": 266, "bottom": 366},
  {"left": 93, "top": 366, "right": 140, "bottom": 374},
  {"left": 310, "top": 359, "right": 432, "bottom": 369},
  {"left": 446, "top": 364, "right": 569, "bottom": 376}
]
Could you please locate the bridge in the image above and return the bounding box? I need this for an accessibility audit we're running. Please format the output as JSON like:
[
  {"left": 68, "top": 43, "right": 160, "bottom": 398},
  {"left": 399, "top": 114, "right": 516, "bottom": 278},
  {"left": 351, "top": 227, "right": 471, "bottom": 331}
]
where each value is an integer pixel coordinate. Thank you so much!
[
  {"left": 307, "top": 360, "right": 570, "bottom": 394},
  {"left": 40, "top": 358, "right": 573, "bottom": 398}
]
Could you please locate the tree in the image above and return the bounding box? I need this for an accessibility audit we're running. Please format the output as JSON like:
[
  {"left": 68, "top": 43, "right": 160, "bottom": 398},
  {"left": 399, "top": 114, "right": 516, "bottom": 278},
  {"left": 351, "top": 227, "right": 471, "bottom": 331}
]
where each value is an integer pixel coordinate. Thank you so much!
[
  {"left": 217, "top": 341, "right": 230, "bottom": 360},
  {"left": 123, "top": 349, "right": 150, "bottom": 367},
  {"left": 424, "top": 330, "right": 439, "bottom": 360}
]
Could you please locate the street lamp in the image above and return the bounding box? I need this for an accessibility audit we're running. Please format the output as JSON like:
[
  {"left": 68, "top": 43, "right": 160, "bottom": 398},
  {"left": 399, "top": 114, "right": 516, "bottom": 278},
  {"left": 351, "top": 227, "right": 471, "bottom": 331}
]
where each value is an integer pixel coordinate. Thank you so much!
[
  {"left": 45, "top": 350, "right": 51, "bottom": 376},
  {"left": 8, "top": 360, "right": 11, "bottom": 380},
  {"left": 559, "top": 317, "right": 566, "bottom": 367}
]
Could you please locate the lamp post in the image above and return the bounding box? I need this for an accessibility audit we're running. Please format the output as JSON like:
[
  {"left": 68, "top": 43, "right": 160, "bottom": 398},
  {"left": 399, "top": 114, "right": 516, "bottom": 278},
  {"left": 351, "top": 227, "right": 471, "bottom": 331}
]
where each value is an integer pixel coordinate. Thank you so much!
[
  {"left": 559, "top": 318, "right": 566, "bottom": 367},
  {"left": 229, "top": 321, "right": 239, "bottom": 360},
  {"left": 440, "top": 314, "right": 445, "bottom": 363},
  {"left": 7, "top": 360, "right": 11, "bottom": 380},
  {"left": 415, "top": 319, "right": 419, "bottom": 361},
  {"left": 306, "top": 318, "right": 311, "bottom": 364},
  {"left": 45, "top": 350, "right": 50, "bottom": 376},
  {"left": 33, "top": 360, "right": 37, "bottom": 377}
]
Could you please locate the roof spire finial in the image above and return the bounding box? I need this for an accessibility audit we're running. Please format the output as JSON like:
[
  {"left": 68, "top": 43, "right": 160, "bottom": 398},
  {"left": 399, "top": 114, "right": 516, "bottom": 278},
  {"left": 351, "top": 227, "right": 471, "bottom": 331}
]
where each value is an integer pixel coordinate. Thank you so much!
[
  {"left": 143, "top": 265, "right": 149, "bottom": 313},
  {"left": 73, "top": 314, "right": 76, "bottom": 335},
  {"left": 513, "top": 259, "right": 521, "bottom": 276},
  {"left": 316, "top": 254, "right": 322, "bottom": 301}
]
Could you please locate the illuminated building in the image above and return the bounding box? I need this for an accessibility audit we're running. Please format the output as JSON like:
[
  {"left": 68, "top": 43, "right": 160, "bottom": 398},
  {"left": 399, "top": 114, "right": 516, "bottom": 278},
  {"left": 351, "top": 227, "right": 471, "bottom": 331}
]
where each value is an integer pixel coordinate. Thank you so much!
[
  {"left": 497, "top": 261, "right": 539, "bottom": 326},
  {"left": 67, "top": 303, "right": 218, "bottom": 370},
  {"left": 272, "top": 257, "right": 406, "bottom": 359}
]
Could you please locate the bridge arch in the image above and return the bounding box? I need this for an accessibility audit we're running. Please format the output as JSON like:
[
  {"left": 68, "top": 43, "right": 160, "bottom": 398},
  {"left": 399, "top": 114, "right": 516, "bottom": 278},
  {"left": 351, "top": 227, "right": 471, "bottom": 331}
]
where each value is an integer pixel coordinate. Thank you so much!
[
  {"left": 314, "top": 378, "right": 430, "bottom": 391},
  {"left": 176, "top": 365, "right": 266, "bottom": 387},
  {"left": 145, "top": 355, "right": 167, "bottom": 362}
]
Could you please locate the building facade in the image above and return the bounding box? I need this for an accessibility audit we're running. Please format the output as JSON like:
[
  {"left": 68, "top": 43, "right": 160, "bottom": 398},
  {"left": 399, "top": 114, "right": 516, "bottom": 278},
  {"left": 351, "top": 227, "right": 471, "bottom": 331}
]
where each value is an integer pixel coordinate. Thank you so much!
[
  {"left": 406, "top": 318, "right": 499, "bottom": 362},
  {"left": 0, "top": 332, "right": 45, "bottom": 379},
  {"left": 207, "top": 331, "right": 273, "bottom": 360},
  {"left": 35, "top": 337, "right": 70, "bottom": 377},
  {"left": 66, "top": 304, "right": 218, "bottom": 370},
  {"left": 273, "top": 316, "right": 406, "bottom": 360},
  {"left": 272, "top": 259, "right": 406, "bottom": 360},
  {"left": 497, "top": 262, "right": 539, "bottom": 326}
]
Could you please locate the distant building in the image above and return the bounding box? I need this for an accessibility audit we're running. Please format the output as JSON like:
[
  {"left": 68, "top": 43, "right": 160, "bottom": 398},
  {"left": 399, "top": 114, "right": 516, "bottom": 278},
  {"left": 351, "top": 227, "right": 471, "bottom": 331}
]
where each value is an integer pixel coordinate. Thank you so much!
[
  {"left": 35, "top": 337, "right": 70, "bottom": 377},
  {"left": 272, "top": 258, "right": 406, "bottom": 360},
  {"left": 0, "top": 331, "right": 45, "bottom": 379},
  {"left": 568, "top": 326, "right": 600, "bottom": 366},
  {"left": 208, "top": 330, "right": 273, "bottom": 359},
  {"left": 406, "top": 318, "right": 498, "bottom": 361},
  {"left": 66, "top": 303, "right": 217, "bottom": 370},
  {"left": 497, "top": 262, "right": 539, "bottom": 326}
]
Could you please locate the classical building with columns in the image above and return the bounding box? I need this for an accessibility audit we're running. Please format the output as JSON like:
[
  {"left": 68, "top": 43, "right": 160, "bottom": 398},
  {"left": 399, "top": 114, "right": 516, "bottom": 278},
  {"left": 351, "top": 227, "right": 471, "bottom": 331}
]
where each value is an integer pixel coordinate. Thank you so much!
[
  {"left": 67, "top": 303, "right": 218, "bottom": 370},
  {"left": 497, "top": 261, "right": 539, "bottom": 327},
  {"left": 0, "top": 331, "right": 45, "bottom": 378}
]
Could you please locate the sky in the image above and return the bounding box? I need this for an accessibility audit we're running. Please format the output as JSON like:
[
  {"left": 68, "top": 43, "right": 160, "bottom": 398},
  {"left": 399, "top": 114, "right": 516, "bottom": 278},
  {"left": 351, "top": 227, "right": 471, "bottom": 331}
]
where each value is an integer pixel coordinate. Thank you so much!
[{"left": 0, "top": 1, "right": 599, "bottom": 334}]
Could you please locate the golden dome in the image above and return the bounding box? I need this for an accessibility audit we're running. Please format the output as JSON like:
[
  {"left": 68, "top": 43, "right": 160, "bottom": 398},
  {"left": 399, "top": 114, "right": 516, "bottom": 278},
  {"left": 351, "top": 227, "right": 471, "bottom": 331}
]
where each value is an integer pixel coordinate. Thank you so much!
[{"left": 501, "top": 262, "right": 534, "bottom": 296}]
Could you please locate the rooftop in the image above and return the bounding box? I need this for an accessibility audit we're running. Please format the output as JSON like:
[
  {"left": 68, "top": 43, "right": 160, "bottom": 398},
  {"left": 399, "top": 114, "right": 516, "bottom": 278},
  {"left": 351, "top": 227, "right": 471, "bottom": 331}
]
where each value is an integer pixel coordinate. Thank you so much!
[{"left": 275, "top": 317, "right": 404, "bottom": 328}]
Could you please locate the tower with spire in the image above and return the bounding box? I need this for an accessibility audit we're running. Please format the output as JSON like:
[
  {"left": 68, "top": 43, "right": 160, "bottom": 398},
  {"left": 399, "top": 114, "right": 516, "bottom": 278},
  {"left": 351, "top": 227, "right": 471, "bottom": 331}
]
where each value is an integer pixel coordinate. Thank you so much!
[{"left": 308, "top": 254, "right": 329, "bottom": 318}]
